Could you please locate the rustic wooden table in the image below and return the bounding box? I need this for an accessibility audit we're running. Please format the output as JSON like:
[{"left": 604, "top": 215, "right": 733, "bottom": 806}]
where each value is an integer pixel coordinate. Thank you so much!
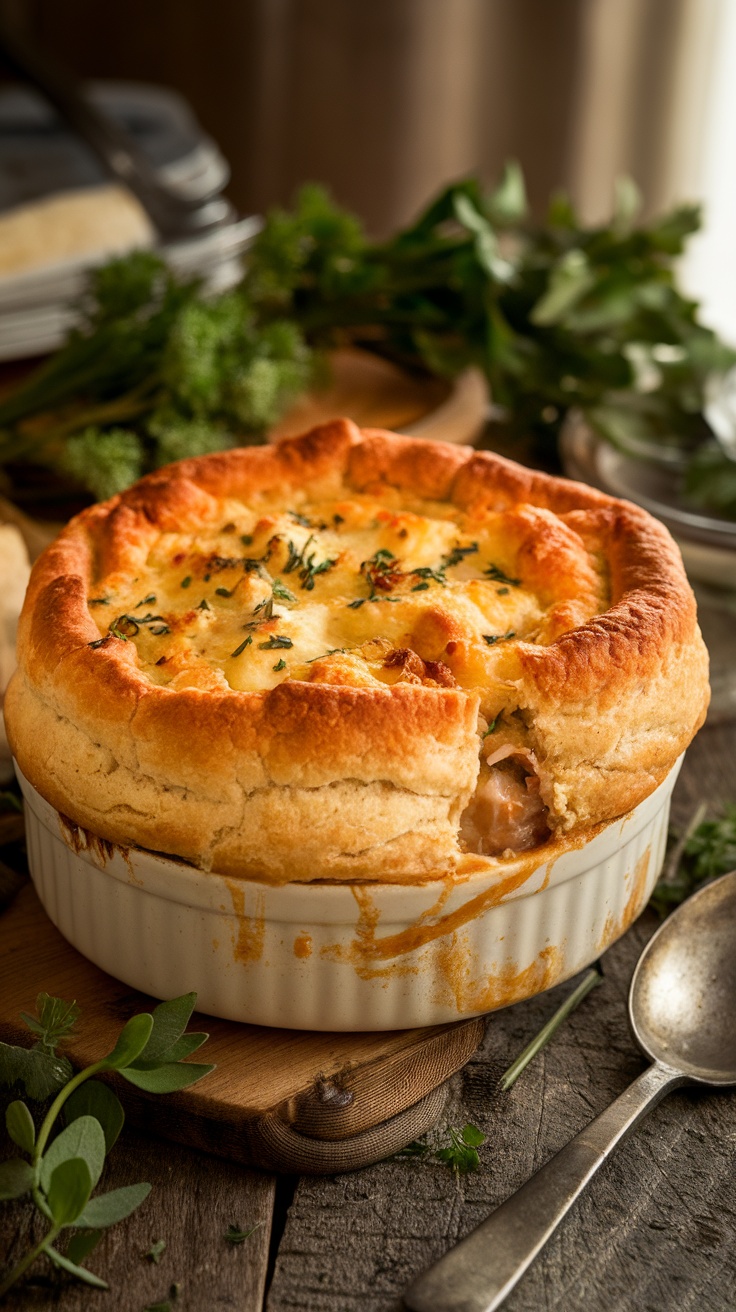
[{"left": 2, "top": 716, "right": 735, "bottom": 1312}]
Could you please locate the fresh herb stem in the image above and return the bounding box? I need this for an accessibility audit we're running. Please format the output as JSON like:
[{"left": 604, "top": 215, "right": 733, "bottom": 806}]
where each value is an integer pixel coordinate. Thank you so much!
[
  {"left": 32, "top": 1059, "right": 108, "bottom": 1165},
  {"left": 661, "top": 802, "right": 708, "bottom": 885},
  {"left": 0, "top": 1222, "right": 62, "bottom": 1298},
  {"left": 499, "top": 966, "right": 603, "bottom": 1092}
]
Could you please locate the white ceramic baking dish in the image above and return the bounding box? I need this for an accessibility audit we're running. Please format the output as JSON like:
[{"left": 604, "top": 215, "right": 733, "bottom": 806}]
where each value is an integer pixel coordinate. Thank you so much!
[{"left": 15, "top": 759, "right": 680, "bottom": 1031}]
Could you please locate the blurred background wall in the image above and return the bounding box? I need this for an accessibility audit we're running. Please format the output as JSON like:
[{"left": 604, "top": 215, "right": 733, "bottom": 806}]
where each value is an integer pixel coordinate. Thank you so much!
[{"left": 2, "top": 0, "right": 734, "bottom": 330}]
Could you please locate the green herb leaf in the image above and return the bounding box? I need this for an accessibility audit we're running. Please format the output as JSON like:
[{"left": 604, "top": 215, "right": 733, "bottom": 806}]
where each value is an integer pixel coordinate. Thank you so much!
[
  {"left": 120, "top": 1061, "right": 214, "bottom": 1094},
  {"left": 75, "top": 1181, "right": 152, "bottom": 1229},
  {"left": 131, "top": 993, "right": 197, "bottom": 1065},
  {"left": 145, "top": 1238, "right": 167, "bottom": 1264},
  {"left": 66, "top": 1229, "right": 103, "bottom": 1264},
  {"left": 47, "top": 1157, "right": 93, "bottom": 1226},
  {"left": 272, "top": 578, "right": 296, "bottom": 603},
  {"left": 483, "top": 630, "right": 516, "bottom": 645},
  {"left": 40, "top": 1115, "right": 106, "bottom": 1195},
  {"left": 64, "top": 1080, "right": 125, "bottom": 1153},
  {"left": 0, "top": 1041, "right": 72, "bottom": 1099},
  {"left": 0, "top": 1157, "right": 34, "bottom": 1200},
  {"left": 258, "top": 635, "right": 293, "bottom": 650},
  {"left": 103, "top": 1013, "right": 154, "bottom": 1070},
  {"left": 650, "top": 804, "right": 736, "bottom": 916},
  {"left": 224, "top": 1222, "right": 262, "bottom": 1245},
  {"left": 47, "top": 1242, "right": 108, "bottom": 1288},
  {"left": 5, "top": 1099, "right": 35, "bottom": 1152},
  {"left": 273, "top": 658, "right": 287, "bottom": 672},
  {"left": 460, "top": 1123, "right": 485, "bottom": 1147},
  {"left": 231, "top": 637, "right": 252, "bottom": 658},
  {"left": 20, "top": 993, "right": 80, "bottom": 1050},
  {"left": 484, "top": 564, "right": 520, "bottom": 586}
]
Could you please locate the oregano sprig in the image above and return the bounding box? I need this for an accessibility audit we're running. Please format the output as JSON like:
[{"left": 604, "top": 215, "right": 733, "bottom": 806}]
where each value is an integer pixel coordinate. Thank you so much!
[{"left": 0, "top": 991, "right": 213, "bottom": 1297}]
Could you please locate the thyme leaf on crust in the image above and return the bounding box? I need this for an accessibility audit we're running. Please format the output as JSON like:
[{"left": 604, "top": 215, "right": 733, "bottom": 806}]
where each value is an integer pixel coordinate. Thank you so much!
[
  {"left": 272, "top": 658, "right": 287, "bottom": 671},
  {"left": 483, "top": 630, "right": 516, "bottom": 645},
  {"left": 272, "top": 578, "right": 296, "bottom": 603},
  {"left": 258, "top": 635, "right": 293, "bottom": 650},
  {"left": 485, "top": 564, "right": 520, "bottom": 586},
  {"left": 231, "top": 637, "right": 252, "bottom": 658}
]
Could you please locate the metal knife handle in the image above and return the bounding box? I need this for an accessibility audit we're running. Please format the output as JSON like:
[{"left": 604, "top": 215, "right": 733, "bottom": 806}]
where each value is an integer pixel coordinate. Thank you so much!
[{"left": 404, "top": 1062, "right": 685, "bottom": 1312}]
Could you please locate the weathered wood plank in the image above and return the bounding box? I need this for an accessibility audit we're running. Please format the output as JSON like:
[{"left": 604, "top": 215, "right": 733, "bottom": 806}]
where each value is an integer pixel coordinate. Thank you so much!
[
  {"left": 265, "top": 722, "right": 736, "bottom": 1311},
  {"left": 1, "top": 1130, "right": 275, "bottom": 1311}
]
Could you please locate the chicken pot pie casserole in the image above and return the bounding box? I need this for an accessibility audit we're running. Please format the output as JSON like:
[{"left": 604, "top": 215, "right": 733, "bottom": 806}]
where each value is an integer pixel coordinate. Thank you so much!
[{"left": 6, "top": 419, "right": 709, "bottom": 885}]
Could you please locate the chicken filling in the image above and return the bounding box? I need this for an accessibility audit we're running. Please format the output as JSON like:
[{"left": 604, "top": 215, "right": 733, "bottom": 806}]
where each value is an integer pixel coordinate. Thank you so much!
[{"left": 459, "top": 749, "right": 550, "bottom": 856}]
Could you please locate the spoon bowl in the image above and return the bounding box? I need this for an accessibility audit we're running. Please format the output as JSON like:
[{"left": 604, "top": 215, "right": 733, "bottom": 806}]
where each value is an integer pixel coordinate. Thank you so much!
[
  {"left": 630, "top": 869, "right": 736, "bottom": 1084},
  {"left": 406, "top": 869, "right": 736, "bottom": 1312}
]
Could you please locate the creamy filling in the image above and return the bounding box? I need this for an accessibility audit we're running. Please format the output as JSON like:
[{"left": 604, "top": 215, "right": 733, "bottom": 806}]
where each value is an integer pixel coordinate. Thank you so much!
[{"left": 459, "top": 754, "right": 550, "bottom": 856}]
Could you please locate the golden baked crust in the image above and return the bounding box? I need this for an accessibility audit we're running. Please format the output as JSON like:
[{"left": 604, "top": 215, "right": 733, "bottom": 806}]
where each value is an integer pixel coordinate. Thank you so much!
[{"left": 5, "top": 419, "right": 709, "bottom": 882}]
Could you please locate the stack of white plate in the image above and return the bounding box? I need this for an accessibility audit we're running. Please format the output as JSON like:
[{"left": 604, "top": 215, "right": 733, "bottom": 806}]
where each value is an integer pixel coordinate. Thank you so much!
[{"left": 0, "top": 82, "right": 259, "bottom": 362}]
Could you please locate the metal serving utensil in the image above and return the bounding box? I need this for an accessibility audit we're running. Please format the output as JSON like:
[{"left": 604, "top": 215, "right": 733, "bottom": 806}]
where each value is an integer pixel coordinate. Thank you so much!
[
  {"left": 0, "top": 18, "right": 236, "bottom": 239},
  {"left": 405, "top": 870, "right": 736, "bottom": 1312}
]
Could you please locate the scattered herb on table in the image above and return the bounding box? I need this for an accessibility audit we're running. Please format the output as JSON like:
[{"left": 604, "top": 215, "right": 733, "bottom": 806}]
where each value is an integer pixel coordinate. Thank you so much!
[
  {"left": 145, "top": 1238, "right": 167, "bottom": 1264},
  {"left": 3, "top": 168, "right": 731, "bottom": 516},
  {"left": 224, "top": 1221, "right": 263, "bottom": 1245},
  {"left": 649, "top": 803, "right": 736, "bottom": 917},
  {"left": 0, "top": 991, "right": 213, "bottom": 1298},
  {"left": 396, "top": 1122, "right": 486, "bottom": 1175},
  {"left": 498, "top": 965, "right": 604, "bottom": 1093}
]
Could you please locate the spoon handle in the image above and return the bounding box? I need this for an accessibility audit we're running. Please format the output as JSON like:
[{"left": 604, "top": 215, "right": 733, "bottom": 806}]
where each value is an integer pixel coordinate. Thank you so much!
[{"left": 404, "top": 1061, "right": 685, "bottom": 1312}]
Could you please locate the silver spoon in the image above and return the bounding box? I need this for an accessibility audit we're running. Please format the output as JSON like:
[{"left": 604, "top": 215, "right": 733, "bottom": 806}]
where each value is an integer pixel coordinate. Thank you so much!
[{"left": 404, "top": 870, "right": 736, "bottom": 1312}]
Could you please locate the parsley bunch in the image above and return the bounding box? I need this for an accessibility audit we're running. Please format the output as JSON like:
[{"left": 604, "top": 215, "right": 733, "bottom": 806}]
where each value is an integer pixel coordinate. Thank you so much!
[
  {"left": 0, "top": 990, "right": 213, "bottom": 1296},
  {"left": 650, "top": 804, "right": 736, "bottom": 917},
  {"left": 1, "top": 169, "right": 733, "bottom": 515}
]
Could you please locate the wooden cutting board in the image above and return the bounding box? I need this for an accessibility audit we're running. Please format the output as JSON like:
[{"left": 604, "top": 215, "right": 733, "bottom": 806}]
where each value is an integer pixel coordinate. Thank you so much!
[{"left": 0, "top": 886, "right": 485, "bottom": 1175}]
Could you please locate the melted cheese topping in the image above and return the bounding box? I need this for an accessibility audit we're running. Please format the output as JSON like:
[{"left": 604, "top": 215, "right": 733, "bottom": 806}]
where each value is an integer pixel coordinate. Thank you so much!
[{"left": 88, "top": 487, "right": 608, "bottom": 728}]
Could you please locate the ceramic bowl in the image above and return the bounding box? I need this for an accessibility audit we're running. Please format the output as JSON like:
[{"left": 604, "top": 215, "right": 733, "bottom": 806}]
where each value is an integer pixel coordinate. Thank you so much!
[{"left": 16, "top": 760, "right": 680, "bottom": 1030}]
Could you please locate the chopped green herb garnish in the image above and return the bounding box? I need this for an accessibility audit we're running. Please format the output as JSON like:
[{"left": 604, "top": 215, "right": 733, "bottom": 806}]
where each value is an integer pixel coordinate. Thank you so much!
[
  {"left": 253, "top": 595, "right": 274, "bottom": 620},
  {"left": 196, "top": 599, "right": 210, "bottom": 611},
  {"left": 442, "top": 542, "right": 478, "bottom": 569},
  {"left": 272, "top": 578, "right": 297, "bottom": 603},
  {"left": 485, "top": 564, "right": 520, "bottom": 586},
  {"left": 333, "top": 513, "right": 345, "bottom": 526},
  {"left": 483, "top": 719, "right": 497, "bottom": 737},
  {"left": 259, "top": 635, "right": 293, "bottom": 650},
  {"left": 273, "top": 658, "right": 287, "bottom": 672},
  {"left": 231, "top": 637, "right": 253, "bottom": 658},
  {"left": 109, "top": 624, "right": 131, "bottom": 640},
  {"left": 215, "top": 586, "right": 235, "bottom": 598},
  {"left": 411, "top": 566, "right": 446, "bottom": 586},
  {"left": 88, "top": 597, "right": 109, "bottom": 606},
  {"left": 241, "top": 535, "right": 253, "bottom": 547},
  {"left": 180, "top": 576, "right": 192, "bottom": 588},
  {"left": 347, "top": 598, "right": 365, "bottom": 609},
  {"left": 412, "top": 581, "right": 430, "bottom": 592},
  {"left": 145, "top": 1239, "right": 166, "bottom": 1264},
  {"left": 497, "top": 587, "right": 509, "bottom": 596},
  {"left": 135, "top": 594, "right": 156, "bottom": 608},
  {"left": 300, "top": 554, "right": 337, "bottom": 590},
  {"left": 89, "top": 636, "right": 109, "bottom": 649},
  {"left": 483, "top": 630, "right": 516, "bottom": 645},
  {"left": 149, "top": 625, "right": 170, "bottom": 636},
  {"left": 289, "top": 511, "right": 312, "bottom": 527}
]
